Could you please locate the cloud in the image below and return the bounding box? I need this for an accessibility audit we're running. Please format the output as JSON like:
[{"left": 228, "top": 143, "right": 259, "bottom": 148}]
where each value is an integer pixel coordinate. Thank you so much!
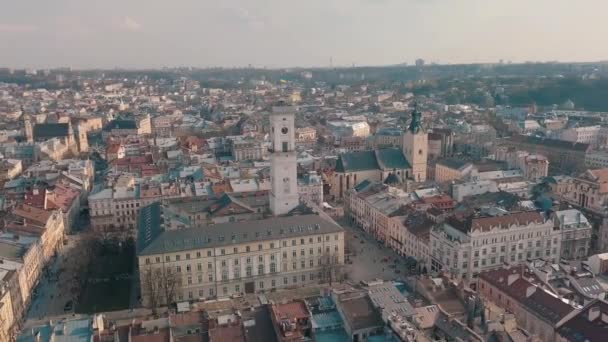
[
  {"left": 117, "top": 16, "right": 143, "bottom": 32},
  {"left": 0, "top": 24, "right": 37, "bottom": 33}
]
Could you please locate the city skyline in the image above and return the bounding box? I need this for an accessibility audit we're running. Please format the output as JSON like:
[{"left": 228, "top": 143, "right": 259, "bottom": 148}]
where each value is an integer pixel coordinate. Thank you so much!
[{"left": 2, "top": 0, "right": 608, "bottom": 69}]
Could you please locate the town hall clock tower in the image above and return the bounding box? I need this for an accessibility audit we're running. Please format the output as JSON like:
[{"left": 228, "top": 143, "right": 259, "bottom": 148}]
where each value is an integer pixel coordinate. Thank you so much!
[{"left": 269, "top": 103, "right": 300, "bottom": 216}]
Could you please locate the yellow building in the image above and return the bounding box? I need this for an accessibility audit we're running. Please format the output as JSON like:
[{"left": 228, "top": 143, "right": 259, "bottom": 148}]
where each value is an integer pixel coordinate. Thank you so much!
[
  {"left": 137, "top": 205, "right": 345, "bottom": 306},
  {"left": 434, "top": 158, "right": 473, "bottom": 183},
  {"left": 0, "top": 283, "right": 15, "bottom": 342}
]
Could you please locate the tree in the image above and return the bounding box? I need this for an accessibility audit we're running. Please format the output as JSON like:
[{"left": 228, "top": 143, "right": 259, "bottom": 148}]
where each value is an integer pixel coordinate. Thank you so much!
[
  {"left": 161, "top": 266, "right": 179, "bottom": 305},
  {"left": 319, "top": 251, "right": 344, "bottom": 286},
  {"left": 141, "top": 264, "right": 180, "bottom": 313},
  {"left": 141, "top": 266, "right": 163, "bottom": 315}
]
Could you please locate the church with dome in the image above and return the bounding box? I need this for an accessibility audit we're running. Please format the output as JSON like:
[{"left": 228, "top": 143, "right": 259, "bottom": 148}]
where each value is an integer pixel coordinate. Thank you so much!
[{"left": 330, "top": 107, "right": 428, "bottom": 199}]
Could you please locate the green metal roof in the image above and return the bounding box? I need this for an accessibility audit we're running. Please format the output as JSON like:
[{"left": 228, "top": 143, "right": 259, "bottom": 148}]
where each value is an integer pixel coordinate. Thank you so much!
[
  {"left": 335, "top": 150, "right": 379, "bottom": 173},
  {"left": 436, "top": 157, "right": 470, "bottom": 170},
  {"left": 137, "top": 202, "right": 163, "bottom": 254},
  {"left": 33, "top": 123, "right": 70, "bottom": 139},
  {"left": 138, "top": 214, "right": 343, "bottom": 256},
  {"left": 336, "top": 148, "right": 410, "bottom": 173},
  {"left": 375, "top": 148, "right": 410, "bottom": 170}
]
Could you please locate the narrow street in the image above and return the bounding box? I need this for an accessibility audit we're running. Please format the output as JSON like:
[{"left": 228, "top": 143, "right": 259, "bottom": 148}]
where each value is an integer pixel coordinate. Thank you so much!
[{"left": 27, "top": 235, "right": 82, "bottom": 320}]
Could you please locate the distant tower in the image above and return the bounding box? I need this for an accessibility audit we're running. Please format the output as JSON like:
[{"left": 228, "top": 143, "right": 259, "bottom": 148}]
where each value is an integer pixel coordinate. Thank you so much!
[
  {"left": 24, "top": 115, "right": 33, "bottom": 143},
  {"left": 402, "top": 105, "right": 428, "bottom": 182},
  {"left": 67, "top": 120, "right": 78, "bottom": 154},
  {"left": 269, "top": 102, "right": 299, "bottom": 216},
  {"left": 77, "top": 123, "right": 89, "bottom": 153}
]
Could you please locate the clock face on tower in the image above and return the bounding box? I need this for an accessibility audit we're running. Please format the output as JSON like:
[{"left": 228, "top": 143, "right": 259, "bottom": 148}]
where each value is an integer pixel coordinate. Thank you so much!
[{"left": 281, "top": 127, "right": 289, "bottom": 134}]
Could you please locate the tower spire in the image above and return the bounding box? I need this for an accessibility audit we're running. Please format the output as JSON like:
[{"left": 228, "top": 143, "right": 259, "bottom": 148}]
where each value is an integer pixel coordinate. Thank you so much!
[{"left": 408, "top": 102, "right": 422, "bottom": 134}]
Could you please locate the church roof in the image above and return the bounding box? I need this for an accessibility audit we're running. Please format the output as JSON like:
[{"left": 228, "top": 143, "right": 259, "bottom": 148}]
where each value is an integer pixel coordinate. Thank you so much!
[
  {"left": 33, "top": 123, "right": 70, "bottom": 139},
  {"left": 375, "top": 148, "right": 410, "bottom": 170},
  {"left": 336, "top": 148, "right": 410, "bottom": 173},
  {"left": 335, "top": 150, "right": 379, "bottom": 172},
  {"left": 384, "top": 172, "right": 402, "bottom": 185},
  {"left": 103, "top": 119, "right": 137, "bottom": 131},
  {"left": 138, "top": 213, "right": 343, "bottom": 256}
]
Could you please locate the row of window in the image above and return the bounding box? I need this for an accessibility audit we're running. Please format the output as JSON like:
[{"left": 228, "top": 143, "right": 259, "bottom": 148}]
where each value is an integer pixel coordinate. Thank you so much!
[
  {"left": 179, "top": 273, "right": 317, "bottom": 300},
  {"left": 116, "top": 202, "right": 140, "bottom": 209},
  {"left": 470, "top": 231, "right": 553, "bottom": 247},
  {"left": 144, "top": 235, "right": 340, "bottom": 263},
  {"left": 145, "top": 246, "right": 340, "bottom": 268},
  {"left": 448, "top": 248, "right": 559, "bottom": 270}
]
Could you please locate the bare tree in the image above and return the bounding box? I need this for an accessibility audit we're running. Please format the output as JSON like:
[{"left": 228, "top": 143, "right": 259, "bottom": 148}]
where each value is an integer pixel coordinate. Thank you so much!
[
  {"left": 141, "top": 265, "right": 163, "bottom": 314},
  {"left": 161, "top": 266, "right": 179, "bottom": 305},
  {"left": 319, "top": 251, "right": 344, "bottom": 286}
]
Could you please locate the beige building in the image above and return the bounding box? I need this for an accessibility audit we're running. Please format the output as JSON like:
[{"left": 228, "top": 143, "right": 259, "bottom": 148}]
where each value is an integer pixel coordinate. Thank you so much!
[
  {"left": 552, "top": 168, "right": 608, "bottom": 252},
  {"left": 430, "top": 211, "right": 562, "bottom": 285},
  {"left": 388, "top": 213, "right": 432, "bottom": 269},
  {"left": 230, "top": 139, "right": 265, "bottom": 161},
  {"left": 560, "top": 125, "right": 601, "bottom": 148},
  {"left": 298, "top": 171, "right": 324, "bottom": 207},
  {"left": 295, "top": 127, "right": 317, "bottom": 147},
  {"left": 434, "top": 158, "right": 474, "bottom": 183},
  {"left": 137, "top": 209, "right": 345, "bottom": 306},
  {"left": 345, "top": 181, "right": 411, "bottom": 243},
  {"left": 0, "top": 276, "right": 16, "bottom": 342},
  {"left": 494, "top": 146, "right": 549, "bottom": 181},
  {"left": 12, "top": 204, "right": 65, "bottom": 264},
  {"left": 551, "top": 209, "right": 592, "bottom": 260}
]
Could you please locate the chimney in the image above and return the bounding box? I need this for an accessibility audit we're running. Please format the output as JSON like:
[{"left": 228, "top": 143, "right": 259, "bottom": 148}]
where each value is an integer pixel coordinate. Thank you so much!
[
  {"left": 588, "top": 305, "right": 601, "bottom": 322},
  {"left": 507, "top": 273, "right": 519, "bottom": 286},
  {"left": 526, "top": 285, "right": 536, "bottom": 298}
]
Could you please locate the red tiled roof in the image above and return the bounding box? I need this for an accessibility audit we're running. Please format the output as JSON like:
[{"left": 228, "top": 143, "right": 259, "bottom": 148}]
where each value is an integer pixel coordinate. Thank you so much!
[
  {"left": 271, "top": 301, "right": 309, "bottom": 320},
  {"left": 557, "top": 299, "right": 608, "bottom": 342},
  {"left": 209, "top": 323, "right": 245, "bottom": 342},
  {"left": 480, "top": 266, "right": 573, "bottom": 325},
  {"left": 13, "top": 204, "right": 53, "bottom": 226},
  {"left": 470, "top": 211, "right": 545, "bottom": 232}
]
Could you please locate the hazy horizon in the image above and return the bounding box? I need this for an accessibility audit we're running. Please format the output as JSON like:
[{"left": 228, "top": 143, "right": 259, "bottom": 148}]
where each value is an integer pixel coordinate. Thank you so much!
[{"left": 2, "top": 0, "right": 608, "bottom": 69}]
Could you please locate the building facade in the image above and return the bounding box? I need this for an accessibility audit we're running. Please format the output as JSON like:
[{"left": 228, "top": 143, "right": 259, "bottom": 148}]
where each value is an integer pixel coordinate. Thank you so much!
[
  {"left": 430, "top": 211, "right": 562, "bottom": 284},
  {"left": 138, "top": 213, "right": 345, "bottom": 306},
  {"left": 551, "top": 209, "right": 592, "bottom": 260}
]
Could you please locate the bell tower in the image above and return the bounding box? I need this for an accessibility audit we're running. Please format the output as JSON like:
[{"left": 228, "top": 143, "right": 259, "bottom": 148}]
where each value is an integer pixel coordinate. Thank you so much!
[
  {"left": 269, "top": 102, "right": 299, "bottom": 216},
  {"left": 403, "top": 105, "right": 428, "bottom": 182},
  {"left": 24, "top": 114, "right": 33, "bottom": 143}
]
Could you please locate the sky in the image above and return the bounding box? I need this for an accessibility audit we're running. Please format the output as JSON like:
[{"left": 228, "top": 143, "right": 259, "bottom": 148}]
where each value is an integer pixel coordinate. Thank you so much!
[{"left": 1, "top": 0, "right": 607, "bottom": 69}]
